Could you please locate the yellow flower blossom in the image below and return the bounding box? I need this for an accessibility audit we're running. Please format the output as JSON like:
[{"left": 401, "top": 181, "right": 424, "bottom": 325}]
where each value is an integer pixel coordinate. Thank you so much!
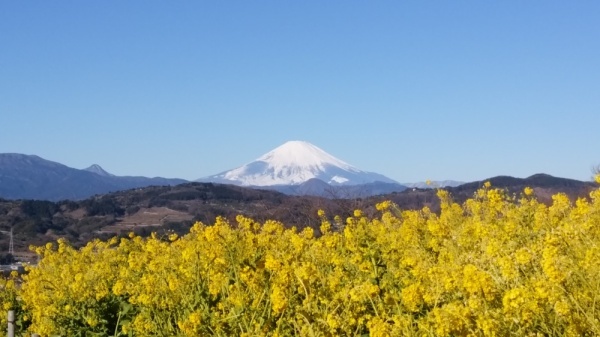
[{"left": 9, "top": 183, "right": 600, "bottom": 336}]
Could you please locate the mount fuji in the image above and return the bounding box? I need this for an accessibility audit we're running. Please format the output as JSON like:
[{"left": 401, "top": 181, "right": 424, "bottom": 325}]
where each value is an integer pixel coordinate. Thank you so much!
[{"left": 198, "top": 141, "right": 406, "bottom": 197}]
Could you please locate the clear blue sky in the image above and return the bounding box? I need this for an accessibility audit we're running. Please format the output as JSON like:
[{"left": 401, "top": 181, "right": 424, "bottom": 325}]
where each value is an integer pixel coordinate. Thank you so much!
[{"left": 1, "top": 2, "right": 599, "bottom": 183}]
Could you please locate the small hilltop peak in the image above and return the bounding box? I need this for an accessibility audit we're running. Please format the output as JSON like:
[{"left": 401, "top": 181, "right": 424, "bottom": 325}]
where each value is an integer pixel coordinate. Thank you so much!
[{"left": 83, "top": 164, "right": 114, "bottom": 177}]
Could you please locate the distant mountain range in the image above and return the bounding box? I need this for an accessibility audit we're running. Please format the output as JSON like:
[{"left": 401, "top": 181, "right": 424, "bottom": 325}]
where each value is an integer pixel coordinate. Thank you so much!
[
  {"left": 402, "top": 180, "right": 464, "bottom": 189},
  {"left": 0, "top": 154, "right": 186, "bottom": 201},
  {"left": 0, "top": 141, "right": 595, "bottom": 201}
]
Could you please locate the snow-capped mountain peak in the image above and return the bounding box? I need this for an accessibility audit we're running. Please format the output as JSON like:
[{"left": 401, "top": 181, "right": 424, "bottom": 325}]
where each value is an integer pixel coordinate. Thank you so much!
[
  {"left": 199, "top": 141, "right": 398, "bottom": 186},
  {"left": 256, "top": 140, "right": 356, "bottom": 172}
]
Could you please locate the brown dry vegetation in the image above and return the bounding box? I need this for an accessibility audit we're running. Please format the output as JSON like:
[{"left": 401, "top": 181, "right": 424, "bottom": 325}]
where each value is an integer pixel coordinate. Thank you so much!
[{"left": 0, "top": 175, "right": 595, "bottom": 262}]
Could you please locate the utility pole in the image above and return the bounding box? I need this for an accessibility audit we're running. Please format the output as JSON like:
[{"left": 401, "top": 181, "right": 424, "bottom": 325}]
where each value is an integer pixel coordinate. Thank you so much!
[
  {"left": 0, "top": 227, "right": 15, "bottom": 259},
  {"left": 8, "top": 227, "right": 13, "bottom": 256}
]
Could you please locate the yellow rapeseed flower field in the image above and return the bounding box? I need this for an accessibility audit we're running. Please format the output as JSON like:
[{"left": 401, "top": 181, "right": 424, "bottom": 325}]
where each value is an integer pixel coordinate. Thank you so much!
[{"left": 3, "top": 180, "right": 600, "bottom": 336}]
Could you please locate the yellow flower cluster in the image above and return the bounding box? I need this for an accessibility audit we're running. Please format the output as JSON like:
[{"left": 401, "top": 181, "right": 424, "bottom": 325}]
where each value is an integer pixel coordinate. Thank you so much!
[{"left": 3, "top": 183, "right": 600, "bottom": 336}]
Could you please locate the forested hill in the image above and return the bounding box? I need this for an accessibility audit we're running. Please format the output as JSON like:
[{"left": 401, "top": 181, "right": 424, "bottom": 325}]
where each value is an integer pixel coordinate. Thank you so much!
[{"left": 0, "top": 175, "right": 595, "bottom": 260}]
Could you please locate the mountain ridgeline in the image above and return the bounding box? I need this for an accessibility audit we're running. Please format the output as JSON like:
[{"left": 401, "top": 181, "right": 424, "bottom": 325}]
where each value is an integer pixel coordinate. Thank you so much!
[
  {"left": 0, "top": 153, "right": 186, "bottom": 201},
  {"left": 0, "top": 141, "right": 595, "bottom": 204},
  {"left": 0, "top": 142, "right": 412, "bottom": 201}
]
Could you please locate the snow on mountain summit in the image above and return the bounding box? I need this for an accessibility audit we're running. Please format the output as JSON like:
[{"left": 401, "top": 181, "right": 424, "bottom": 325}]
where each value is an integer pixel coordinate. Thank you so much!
[
  {"left": 200, "top": 141, "right": 398, "bottom": 186},
  {"left": 256, "top": 141, "right": 357, "bottom": 172}
]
